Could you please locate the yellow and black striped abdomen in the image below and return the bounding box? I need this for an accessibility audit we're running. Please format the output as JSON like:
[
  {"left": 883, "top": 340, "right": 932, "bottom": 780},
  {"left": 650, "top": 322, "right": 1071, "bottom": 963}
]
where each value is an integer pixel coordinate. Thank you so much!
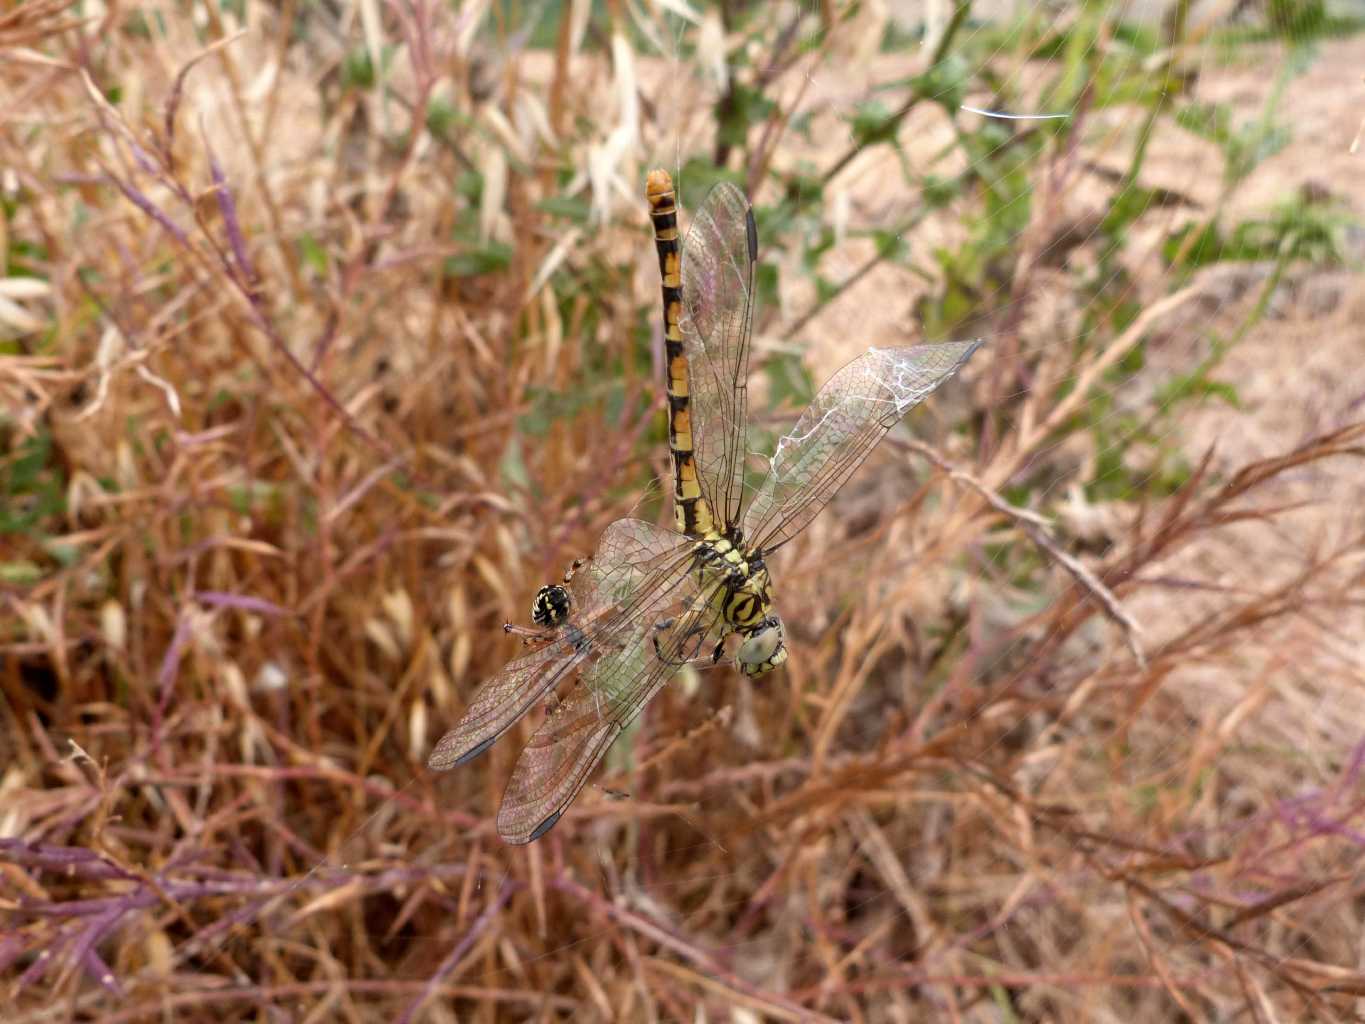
[{"left": 646, "top": 169, "right": 715, "bottom": 538}]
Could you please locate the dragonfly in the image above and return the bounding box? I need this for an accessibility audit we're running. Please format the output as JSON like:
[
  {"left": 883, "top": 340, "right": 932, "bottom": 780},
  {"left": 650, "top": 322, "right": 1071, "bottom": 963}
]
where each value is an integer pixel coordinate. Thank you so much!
[{"left": 427, "top": 169, "right": 982, "bottom": 844}]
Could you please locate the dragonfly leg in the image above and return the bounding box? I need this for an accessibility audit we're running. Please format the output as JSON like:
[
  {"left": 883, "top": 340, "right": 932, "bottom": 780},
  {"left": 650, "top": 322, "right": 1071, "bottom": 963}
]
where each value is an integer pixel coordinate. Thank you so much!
[
  {"left": 652, "top": 616, "right": 715, "bottom": 667},
  {"left": 651, "top": 618, "right": 676, "bottom": 664},
  {"left": 504, "top": 622, "right": 557, "bottom": 648}
]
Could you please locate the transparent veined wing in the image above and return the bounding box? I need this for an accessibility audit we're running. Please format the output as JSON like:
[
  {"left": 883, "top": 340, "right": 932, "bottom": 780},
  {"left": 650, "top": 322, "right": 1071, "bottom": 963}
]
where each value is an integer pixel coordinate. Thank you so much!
[
  {"left": 680, "top": 181, "right": 758, "bottom": 531},
  {"left": 427, "top": 638, "right": 592, "bottom": 770},
  {"left": 427, "top": 519, "right": 693, "bottom": 770},
  {"left": 742, "top": 341, "right": 983, "bottom": 555},
  {"left": 566, "top": 518, "right": 690, "bottom": 617},
  {"left": 495, "top": 581, "right": 731, "bottom": 844}
]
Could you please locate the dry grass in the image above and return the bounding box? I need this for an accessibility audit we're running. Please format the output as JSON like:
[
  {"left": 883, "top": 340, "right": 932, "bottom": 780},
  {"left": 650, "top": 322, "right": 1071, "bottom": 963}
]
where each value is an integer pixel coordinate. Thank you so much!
[{"left": 2, "top": 1, "right": 1364, "bottom": 1021}]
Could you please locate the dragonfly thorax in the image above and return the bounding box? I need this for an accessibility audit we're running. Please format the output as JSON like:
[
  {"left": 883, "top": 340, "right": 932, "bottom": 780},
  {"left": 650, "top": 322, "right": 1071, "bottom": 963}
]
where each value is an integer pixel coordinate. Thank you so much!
[{"left": 691, "top": 533, "right": 786, "bottom": 674}]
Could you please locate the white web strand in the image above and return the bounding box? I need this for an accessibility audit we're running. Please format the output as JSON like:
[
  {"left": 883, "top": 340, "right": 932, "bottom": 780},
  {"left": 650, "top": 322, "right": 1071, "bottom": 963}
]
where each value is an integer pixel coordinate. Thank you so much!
[
  {"left": 960, "top": 104, "right": 1070, "bottom": 120},
  {"left": 202, "top": 0, "right": 1359, "bottom": 1010},
  {"left": 744, "top": 342, "right": 981, "bottom": 550}
]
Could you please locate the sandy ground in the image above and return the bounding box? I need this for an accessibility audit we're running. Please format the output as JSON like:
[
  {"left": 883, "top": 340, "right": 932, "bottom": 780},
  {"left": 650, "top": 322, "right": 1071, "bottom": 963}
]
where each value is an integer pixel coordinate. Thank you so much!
[
  {"left": 773, "top": 31, "right": 1363, "bottom": 484},
  {"left": 752, "top": 29, "right": 1365, "bottom": 766}
]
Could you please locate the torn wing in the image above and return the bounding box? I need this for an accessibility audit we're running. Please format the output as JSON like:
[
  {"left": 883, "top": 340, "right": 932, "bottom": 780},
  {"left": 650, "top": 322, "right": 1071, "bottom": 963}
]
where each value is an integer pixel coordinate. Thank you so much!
[
  {"left": 495, "top": 581, "right": 730, "bottom": 844},
  {"left": 742, "top": 341, "right": 983, "bottom": 555},
  {"left": 427, "top": 519, "right": 693, "bottom": 770},
  {"left": 680, "top": 180, "right": 759, "bottom": 532}
]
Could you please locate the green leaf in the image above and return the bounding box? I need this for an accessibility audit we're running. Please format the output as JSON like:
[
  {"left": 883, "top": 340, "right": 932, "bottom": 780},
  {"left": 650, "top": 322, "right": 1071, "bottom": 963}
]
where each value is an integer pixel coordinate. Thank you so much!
[
  {"left": 426, "top": 98, "right": 460, "bottom": 138},
  {"left": 676, "top": 160, "right": 740, "bottom": 211},
  {"left": 717, "top": 83, "right": 776, "bottom": 150},
  {"left": 1110, "top": 21, "right": 1161, "bottom": 55},
  {"left": 342, "top": 46, "right": 377, "bottom": 90},
  {"left": 1157, "top": 373, "right": 1241, "bottom": 409},
  {"left": 763, "top": 350, "right": 815, "bottom": 411},
  {"left": 298, "top": 234, "right": 328, "bottom": 276},
  {"left": 45, "top": 542, "right": 81, "bottom": 567},
  {"left": 518, "top": 387, "right": 561, "bottom": 438},
  {"left": 499, "top": 436, "right": 530, "bottom": 492},
  {"left": 444, "top": 242, "right": 513, "bottom": 278},
  {"left": 754, "top": 263, "right": 779, "bottom": 315},
  {"left": 454, "top": 170, "right": 485, "bottom": 202},
  {"left": 1175, "top": 102, "right": 1232, "bottom": 146},
  {"left": 1162, "top": 222, "right": 1227, "bottom": 269},
  {"left": 536, "top": 195, "right": 592, "bottom": 223},
  {"left": 1102, "top": 185, "right": 1155, "bottom": 235},
  {"left": 920, "top": 174, "right": 961, "bottom": 210},
  {"left": 0, "top": 561, "right": 43, "bottom": 584},
  {"left": 1267, "top": 0, "right": 1327, "bottom": 38},
  {"left": 1, "top": 431, "right": 65, "bottom": 535},
  {"left": 801, "top": 227, "right": 835, "bottom": 271},
  {"left": 779, "top": 170, "right": 824, "bottom": 215},
  {"left": 872, "top": 230, "right": 907, "bottom": 261},
  {"left": 848, "top": 100, "right": 900, "bottom": 149},
  {"left": 910, "top": 55, "right": 970, "bottom": 111},
  {"left": 603, "top": 380, "right": 625, "bottom": 426}
]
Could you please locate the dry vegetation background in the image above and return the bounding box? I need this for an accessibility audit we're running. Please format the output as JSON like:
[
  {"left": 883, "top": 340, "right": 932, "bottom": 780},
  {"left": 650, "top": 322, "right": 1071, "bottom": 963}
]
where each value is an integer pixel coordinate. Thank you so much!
[{"left": 2, "top": 0, "right": 1364, "bottom": 1020}]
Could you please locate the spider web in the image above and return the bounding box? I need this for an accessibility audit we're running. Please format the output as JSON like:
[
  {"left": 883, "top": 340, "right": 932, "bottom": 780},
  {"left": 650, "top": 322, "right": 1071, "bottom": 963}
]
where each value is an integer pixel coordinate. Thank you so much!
[
  {"left": 547, "top": 3, "right": 1365, "bottom": 1018},
  {"left": 301, "top": 4, "right": 1362, "bottom": 1016},
  {"left": 14, "top": 1, "right": 1360, "bottom": 1018}
]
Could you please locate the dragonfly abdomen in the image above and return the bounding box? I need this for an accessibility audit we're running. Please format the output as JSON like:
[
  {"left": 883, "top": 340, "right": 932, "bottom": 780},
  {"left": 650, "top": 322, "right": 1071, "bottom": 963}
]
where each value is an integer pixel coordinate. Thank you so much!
[{"left": 646, "top": 169, "right": 716, "bottom": 539}]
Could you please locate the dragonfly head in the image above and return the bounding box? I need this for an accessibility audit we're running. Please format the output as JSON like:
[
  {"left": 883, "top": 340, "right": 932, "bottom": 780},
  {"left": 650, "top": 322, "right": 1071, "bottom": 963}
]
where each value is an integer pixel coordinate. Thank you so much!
[
  {"left": 531, "top": 584, "right": 571, "bottom": 628},
  {"left": 736, "top": 615, "right": 787, "bottom": 677}
]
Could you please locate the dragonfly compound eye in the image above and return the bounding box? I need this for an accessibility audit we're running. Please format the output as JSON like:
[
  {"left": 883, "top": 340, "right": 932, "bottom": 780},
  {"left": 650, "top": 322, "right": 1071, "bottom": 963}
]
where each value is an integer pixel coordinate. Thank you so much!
[
  {"left": 531, "top": 584, "right": 572, "bottom": 628},
  {"left": 737, "top": 615, "right": 787, "bottom": 677}
]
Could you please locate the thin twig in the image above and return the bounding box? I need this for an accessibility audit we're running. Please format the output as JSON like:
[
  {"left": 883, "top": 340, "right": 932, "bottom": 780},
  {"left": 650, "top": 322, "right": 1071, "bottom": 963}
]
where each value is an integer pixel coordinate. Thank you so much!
[
  {"left": 819, "top": 0, "right": 974, "bottom": 187},
  {"left": 396, "top": 880, "right": 515, "bottom": 1024},
  {"left": 906, "top": 439, "right": 1147, "bottom": 668}
]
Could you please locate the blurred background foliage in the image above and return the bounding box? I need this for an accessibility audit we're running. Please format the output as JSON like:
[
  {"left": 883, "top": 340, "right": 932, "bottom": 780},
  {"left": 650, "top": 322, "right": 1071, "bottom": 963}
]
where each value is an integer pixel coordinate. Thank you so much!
[{"left": 2, "top": 0, "right": 1364, "bottom": 1019}]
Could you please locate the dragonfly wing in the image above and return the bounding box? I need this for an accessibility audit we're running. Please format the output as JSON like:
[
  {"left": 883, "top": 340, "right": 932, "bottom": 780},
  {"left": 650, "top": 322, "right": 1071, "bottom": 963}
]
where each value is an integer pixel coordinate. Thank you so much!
[
  {"left": 572, "top": 518, "right": 691, "bottom": 615},
  {"left": 430, "top": 521, "right": 693, "bottom": 770},
  {"left": 495, "top": 586, "right": 727, "bottom": 844},
  {"left": 427, "top": 638, "right": 589, "bottom": 769},
  {"left": 742, "top": 341, "right": 983, "bottom": 554},
  {"left": 681, "top": 181, "right": 757, "bottom": 530}
]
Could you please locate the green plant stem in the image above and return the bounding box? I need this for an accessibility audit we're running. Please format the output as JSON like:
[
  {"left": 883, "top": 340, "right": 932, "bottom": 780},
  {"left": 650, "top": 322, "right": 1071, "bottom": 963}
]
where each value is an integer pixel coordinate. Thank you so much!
[
  {"left": 1120, "top": 0, "right": 1190, "bottom": 195},
  {"left": 818, "top": 0, "right": 973, "bottom": 189}
]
